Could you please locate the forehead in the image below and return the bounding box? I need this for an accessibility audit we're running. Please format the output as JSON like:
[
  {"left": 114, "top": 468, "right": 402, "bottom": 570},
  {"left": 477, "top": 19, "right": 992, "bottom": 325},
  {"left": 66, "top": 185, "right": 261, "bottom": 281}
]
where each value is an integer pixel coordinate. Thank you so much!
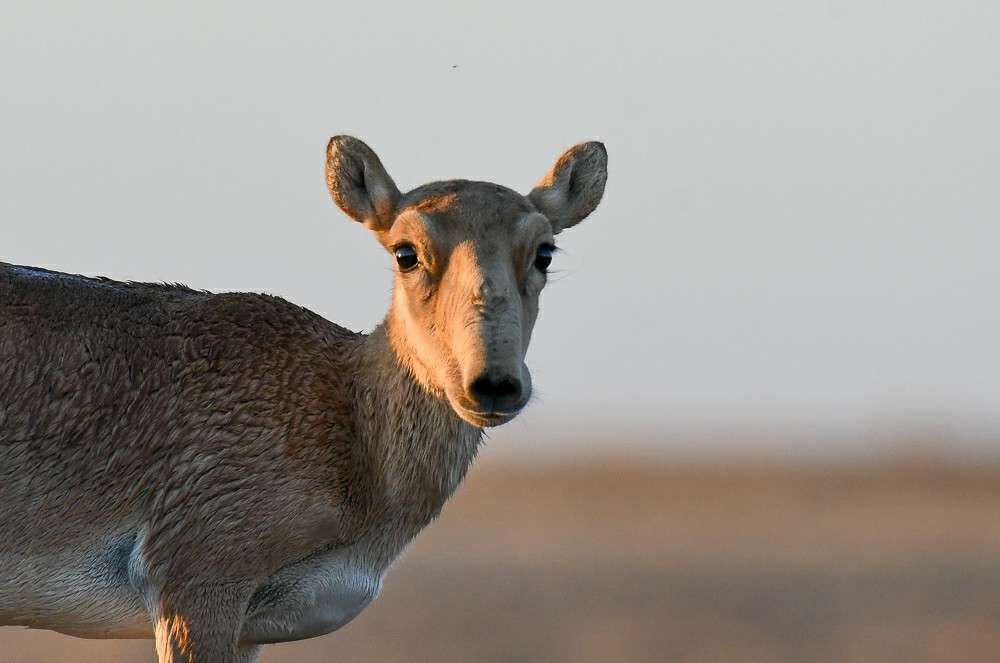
[
  {"left": 389, "top": 181, "right": 552, "bottom": 255},
  {"left": 399, "top": 180, "right": 536, "bottom": 230}
]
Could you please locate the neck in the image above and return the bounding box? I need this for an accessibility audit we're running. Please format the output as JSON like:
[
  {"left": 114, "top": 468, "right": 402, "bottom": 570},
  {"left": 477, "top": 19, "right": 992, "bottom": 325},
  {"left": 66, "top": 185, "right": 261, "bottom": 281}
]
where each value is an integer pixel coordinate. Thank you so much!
[{"left": 351, "top": 315, "right": 482, "bottom": 531}]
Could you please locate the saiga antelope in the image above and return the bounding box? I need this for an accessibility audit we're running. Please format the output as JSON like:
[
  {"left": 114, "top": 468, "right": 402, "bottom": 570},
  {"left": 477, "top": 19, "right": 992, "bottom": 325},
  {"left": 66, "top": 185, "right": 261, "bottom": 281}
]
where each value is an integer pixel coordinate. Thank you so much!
[{"left": 0, "top": 136, "right": 607, "bottom": 662}]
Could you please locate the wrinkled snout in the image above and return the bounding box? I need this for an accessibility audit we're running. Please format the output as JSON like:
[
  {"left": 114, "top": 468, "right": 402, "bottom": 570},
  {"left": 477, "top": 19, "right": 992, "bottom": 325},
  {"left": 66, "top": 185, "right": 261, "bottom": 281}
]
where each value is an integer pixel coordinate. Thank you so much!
[
  {"left": 452, "top": 320, "right": 532, "bottom": 426},
  {"left": 441, "top": 246, "right": 535, "bottom": 427}
]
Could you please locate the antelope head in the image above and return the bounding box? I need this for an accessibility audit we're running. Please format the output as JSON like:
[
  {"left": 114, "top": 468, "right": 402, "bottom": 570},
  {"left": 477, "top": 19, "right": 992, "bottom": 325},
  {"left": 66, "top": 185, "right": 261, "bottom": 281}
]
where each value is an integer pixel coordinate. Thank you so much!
[{"left": 326, "top": 136, "right": 607, "bottom": 428}]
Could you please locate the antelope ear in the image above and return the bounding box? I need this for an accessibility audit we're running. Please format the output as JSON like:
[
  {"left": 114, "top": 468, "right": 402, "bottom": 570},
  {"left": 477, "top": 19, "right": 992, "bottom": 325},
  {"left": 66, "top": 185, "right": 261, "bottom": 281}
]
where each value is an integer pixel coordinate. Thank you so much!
[
  {"left": 528, "top": 141, "right": 607, "bottom": 234},
  {"left": 326, "top": 136, "right": 401, "bottom": 232}
]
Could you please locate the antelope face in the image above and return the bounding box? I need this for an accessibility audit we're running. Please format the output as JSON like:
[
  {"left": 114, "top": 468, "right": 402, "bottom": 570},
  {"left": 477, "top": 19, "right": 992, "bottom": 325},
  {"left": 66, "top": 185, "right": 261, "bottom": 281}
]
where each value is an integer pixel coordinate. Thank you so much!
[
  {"left": 381, "top": 184, "right": 551, "bottom": 427},
  {"left": 326, "top": 137, "right": 607, "bottom": 428}
]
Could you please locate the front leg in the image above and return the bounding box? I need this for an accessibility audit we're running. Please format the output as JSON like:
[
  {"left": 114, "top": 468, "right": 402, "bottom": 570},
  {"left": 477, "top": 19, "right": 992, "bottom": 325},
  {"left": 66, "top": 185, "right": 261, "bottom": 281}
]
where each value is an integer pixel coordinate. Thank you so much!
[{"left": 152, "top": 585, "right": 261, "bottom": 663}]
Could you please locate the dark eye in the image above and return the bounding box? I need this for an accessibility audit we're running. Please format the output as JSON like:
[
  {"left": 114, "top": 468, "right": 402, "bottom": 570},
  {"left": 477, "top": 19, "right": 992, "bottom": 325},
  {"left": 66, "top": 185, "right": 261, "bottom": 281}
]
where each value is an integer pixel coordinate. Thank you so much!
[
  {"left": 534, "top": 244, "right": 554, "bottom": 272},
  {"left": 394, "top": 244, "right": 418, "bottom": 271}
]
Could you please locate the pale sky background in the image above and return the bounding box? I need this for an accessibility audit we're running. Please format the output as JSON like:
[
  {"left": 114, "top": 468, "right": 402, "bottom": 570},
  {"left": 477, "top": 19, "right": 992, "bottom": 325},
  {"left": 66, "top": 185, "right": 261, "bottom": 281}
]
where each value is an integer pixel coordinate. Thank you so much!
[{"left": 1, "top": 2, "right": 997, "bottom": 459}]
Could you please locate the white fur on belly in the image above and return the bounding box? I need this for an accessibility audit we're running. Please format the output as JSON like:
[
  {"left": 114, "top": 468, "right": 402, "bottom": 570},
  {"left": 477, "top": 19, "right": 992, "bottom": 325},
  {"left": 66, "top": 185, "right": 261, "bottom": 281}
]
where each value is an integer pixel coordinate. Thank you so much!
[
  {"left": 240, "top": 551, "right": 382, "bottom": 644},
  {"left": 2, "top": 535, "right": 381, "bottom": 643}
]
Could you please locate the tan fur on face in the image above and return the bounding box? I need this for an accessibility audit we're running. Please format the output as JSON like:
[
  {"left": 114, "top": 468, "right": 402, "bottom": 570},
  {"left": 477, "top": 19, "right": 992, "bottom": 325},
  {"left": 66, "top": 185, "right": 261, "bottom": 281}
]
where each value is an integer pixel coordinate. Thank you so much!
[
  {"left": 324, "top": 133, "right": 608, "bottom": 444},
  {"left": 378, "top": 183, "right": 552, "bottom": 426}
]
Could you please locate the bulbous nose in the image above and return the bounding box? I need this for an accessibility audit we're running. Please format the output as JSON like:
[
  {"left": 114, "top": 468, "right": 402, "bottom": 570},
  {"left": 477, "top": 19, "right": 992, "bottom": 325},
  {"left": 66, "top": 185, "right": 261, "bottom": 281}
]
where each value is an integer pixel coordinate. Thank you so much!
[{"left": 468, "top": 372, "right": 523, "bottom": 413}]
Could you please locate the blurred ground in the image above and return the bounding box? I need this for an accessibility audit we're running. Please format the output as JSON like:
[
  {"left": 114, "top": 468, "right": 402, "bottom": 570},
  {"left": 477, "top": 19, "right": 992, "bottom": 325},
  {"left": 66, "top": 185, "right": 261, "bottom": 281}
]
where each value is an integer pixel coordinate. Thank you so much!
[{"left": 2, "top": 457, "right": 999, "bottom": 662}]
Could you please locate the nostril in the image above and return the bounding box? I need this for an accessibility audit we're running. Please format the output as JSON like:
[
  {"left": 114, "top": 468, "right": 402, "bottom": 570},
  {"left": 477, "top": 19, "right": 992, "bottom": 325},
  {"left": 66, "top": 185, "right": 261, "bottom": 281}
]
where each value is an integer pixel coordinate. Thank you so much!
[
  {"left": 495, "top": 377, "right": 520, "bottom": 398},
  {"left": 469, "top": 374, "right": 522, "bottom": 408},
  {"left": 469, "top": 376, "right": 496, "bottom": 399}
]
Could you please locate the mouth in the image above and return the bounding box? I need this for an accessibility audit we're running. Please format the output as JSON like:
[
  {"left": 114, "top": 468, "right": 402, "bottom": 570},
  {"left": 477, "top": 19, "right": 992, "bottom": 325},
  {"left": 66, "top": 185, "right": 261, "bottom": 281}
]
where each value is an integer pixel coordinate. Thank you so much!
[
  {"left": 452, "top": 403, "right": 523, "bottom": 428},
  {"left": 445, "top": 375, "right": 532, "bottom": 428}
]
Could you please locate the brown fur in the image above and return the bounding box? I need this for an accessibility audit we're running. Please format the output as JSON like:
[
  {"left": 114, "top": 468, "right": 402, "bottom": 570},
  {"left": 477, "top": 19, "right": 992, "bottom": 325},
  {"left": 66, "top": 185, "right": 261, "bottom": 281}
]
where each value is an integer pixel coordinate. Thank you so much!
[{"left": 0, "top": 136, "right": 606, "bottom": 662}]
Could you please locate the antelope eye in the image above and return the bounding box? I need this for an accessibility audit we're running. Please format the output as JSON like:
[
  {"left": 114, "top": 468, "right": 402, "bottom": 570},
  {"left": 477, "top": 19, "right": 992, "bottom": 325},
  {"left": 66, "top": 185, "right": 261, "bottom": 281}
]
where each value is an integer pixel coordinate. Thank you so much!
[
  {"left": 394, "top": 244, "right": 418, "bottom": 271},
  {"left": 534, "top": 244, "right": 554, "bottom": 272}
]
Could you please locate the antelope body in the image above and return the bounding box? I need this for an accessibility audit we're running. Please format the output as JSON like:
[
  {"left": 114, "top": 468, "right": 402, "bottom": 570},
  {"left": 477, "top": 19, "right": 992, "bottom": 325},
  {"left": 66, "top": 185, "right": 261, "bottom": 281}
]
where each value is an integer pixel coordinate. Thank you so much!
[{"left": 0, "top": 137, "right": 607, "bottom": 662}]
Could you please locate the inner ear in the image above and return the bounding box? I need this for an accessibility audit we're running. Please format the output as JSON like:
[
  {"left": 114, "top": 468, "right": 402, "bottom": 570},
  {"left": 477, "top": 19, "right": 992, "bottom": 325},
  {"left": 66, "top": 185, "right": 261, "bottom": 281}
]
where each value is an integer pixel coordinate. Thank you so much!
[
  {"left": 528, "top": 141, "right": 607, "bottom": 234},
  {"left": 326, "top": 136, "right": 401, "bottom": 232}
]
